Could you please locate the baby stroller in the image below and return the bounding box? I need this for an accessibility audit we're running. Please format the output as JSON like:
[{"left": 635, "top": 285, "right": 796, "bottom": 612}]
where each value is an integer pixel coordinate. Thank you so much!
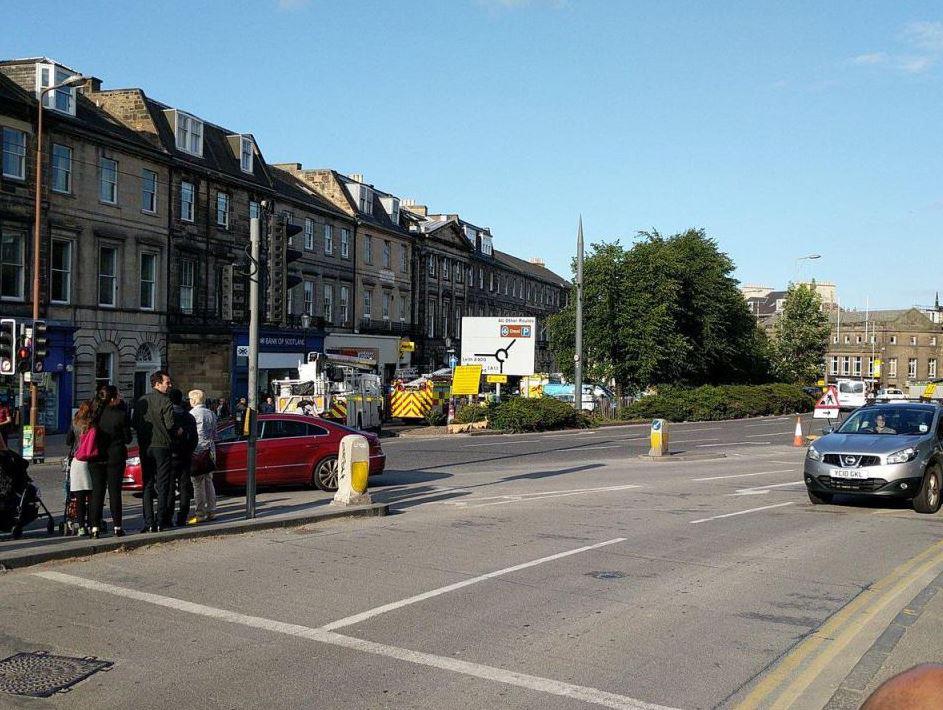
[{"left": 0, "top": 449, "right": 56, "bottom": 539}]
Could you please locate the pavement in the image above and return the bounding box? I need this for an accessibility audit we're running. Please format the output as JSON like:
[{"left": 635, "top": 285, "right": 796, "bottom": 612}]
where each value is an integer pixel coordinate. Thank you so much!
[{"left": 1, "top": 413, "right": 942, "bottom": 708}]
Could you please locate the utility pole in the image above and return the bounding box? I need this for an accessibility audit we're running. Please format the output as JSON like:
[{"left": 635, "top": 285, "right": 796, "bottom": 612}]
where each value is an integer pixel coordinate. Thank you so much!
[
  {"left": 246, "top": 215, "right": 261, "bottom": 519},
  {"left": 574, "top": 217, "right": 584, "bottom": 412}
]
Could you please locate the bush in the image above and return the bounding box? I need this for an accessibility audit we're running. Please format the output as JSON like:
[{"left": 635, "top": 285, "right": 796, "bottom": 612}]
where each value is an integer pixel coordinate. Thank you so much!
[
  {"left": 424, "top": 408, "right": 446, "bottom": 427},
  {"left": 454, "top": 401, "right": 495, "bottom": 424},
  {"left": 616, "top": 383, "right": 814, "bottom": 423},
  {"left": 488, "top": 396, "right": 593, "bottom": 433}
]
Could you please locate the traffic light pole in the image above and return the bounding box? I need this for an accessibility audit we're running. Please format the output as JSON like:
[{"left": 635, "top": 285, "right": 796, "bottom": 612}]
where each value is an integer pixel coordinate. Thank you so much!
[
  {"left": 30, "top": 86, "right": 45, "bottom": 432},
  {"left": 574, "top": 217, "right": 584, "bottom": 413},
  {"left": 245, "top": 216, "right": 261, "bottom": 519}
]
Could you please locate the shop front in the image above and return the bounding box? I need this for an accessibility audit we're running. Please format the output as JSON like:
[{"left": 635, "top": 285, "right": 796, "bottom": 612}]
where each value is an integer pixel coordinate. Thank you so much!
[{"left": 230, "top": 329, "right": 325, "bottom": 403}]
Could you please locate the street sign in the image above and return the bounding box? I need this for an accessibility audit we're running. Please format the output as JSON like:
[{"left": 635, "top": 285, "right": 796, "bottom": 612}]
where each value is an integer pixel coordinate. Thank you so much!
[
  {"left": 814, "top": 385, "right": 840, "bottom": 419},
  {"left": 451, "top": 364, "right": 482, "bottom": 395},
  {"left": 873, "top": 359, "right": 882, "bottom": 378},
  {"left": 486, "top": 374, "right": 507, "bottom": 384},
  {"left": 399, "top": 339, "right": 415, "bottom": 353},
  {"left": 448, "top": 354, "right": 458, "bottom": 370},
  {"left": 923, "top": 383, "right": 937, "bottom": 399},
  {"left": 460, "top": 317, "right": 536, "bottom": 376}
]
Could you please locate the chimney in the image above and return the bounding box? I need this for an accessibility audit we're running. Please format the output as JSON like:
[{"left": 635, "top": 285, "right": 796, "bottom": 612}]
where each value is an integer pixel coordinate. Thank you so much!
[
  {"left": 404, "top": 201, "right": 427, "bottom": 217},
  {"left": 349, "top": 173, "right": 364, "bottom": 183},
  {"left": 273, "top": 162, "right": 303, "bottom": 172},
  {"left": 529, "top": 257, "right": 546, "bottom": 268},
  {"left": 80, "top": 76, "right": 102, "bottom": 94}
]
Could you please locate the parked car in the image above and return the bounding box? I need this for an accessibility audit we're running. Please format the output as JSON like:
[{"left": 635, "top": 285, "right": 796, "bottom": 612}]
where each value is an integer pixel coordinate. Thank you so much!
[
  {"left": 804, "top": 403, "right": 942, "bottom": 513},
  {"left": 875, "top": 388, "right": 908, "bottom": 402},
  {"left": 122, "top": 414, "right": 385, "bottom": 493}
]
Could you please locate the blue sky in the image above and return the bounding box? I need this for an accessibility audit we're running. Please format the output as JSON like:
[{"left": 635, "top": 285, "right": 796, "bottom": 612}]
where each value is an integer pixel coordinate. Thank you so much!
[{"left": 8, "top": 0, "right": 943, "bottom": 309}]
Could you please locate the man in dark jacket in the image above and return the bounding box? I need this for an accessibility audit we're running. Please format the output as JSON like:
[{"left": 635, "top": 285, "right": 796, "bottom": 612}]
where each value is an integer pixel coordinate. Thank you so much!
[
  {"left": 168, "top": 388, "right": 198, "bottom": 526},
  {"left": 132, "top": 371, "right": 176, "bottom": 532}
]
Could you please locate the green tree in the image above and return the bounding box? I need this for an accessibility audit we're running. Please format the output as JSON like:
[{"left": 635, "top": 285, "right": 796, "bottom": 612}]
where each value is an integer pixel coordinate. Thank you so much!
[{"left": 770, "top": 283, "right": 830, "bottom": 384}]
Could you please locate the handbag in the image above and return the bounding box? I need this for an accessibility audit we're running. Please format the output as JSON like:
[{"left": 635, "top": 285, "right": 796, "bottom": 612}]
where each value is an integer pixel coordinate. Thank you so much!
[
  {"left": 74, "top": 426, "right": 100, "bottom": 462},
  {"left": 192, "top": 449, "right": 216, "bottom": 475}
]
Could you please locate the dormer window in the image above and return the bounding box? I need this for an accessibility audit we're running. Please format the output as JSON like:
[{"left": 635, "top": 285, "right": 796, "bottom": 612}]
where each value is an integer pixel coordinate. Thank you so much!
[
  {"left": 175, "top": 112, "right": 203, "bottom": 157},
  {"left": 240, "top": 136, "right": 254, "bottom": 174},
  {"left": 359, "top": 186, "right": 373, "bottom": 215},
  {"left": 36, "top": 63, "right": 78, "bottom": 116}
]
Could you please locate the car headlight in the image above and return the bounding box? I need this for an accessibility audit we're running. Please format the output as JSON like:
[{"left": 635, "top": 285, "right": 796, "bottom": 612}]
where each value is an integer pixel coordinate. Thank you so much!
[
  {"left": 886, "top": 448, "right": 917, "bottom": 464},
  {"left": 126, "top": 456, "right": 140, "bottom": 466},
  {"left": 807, "top": 447, "right": 822, "bottom": 461}
]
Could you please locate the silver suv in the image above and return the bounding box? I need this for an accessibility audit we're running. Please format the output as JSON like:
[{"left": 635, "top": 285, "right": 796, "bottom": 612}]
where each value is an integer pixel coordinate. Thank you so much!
[{"left": 804, "top": 402, "right": 942, "bottom": 513}]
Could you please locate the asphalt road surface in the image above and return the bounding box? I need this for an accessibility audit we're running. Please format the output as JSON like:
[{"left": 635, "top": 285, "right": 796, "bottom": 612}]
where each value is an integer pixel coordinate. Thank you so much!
[{"left": 3, "top": 414, "right": 943, "bottom": 709}]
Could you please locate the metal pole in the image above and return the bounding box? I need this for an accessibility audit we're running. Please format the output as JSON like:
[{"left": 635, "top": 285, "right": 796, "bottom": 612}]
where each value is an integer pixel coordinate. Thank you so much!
[
  {"left": 574, "top": 217, "right": 584, "bottom": 412},
  {"left": 246, "top": 216, "right": 261, "bottom": 519},
  {"left": 30, "top": 94, "right": 44, "bottom": 433}
]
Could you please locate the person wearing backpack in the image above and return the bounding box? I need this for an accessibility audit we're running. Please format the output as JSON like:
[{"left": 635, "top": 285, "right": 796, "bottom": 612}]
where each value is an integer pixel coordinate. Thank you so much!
[
  {"left": 169, "top": 388, "right": 198, "bottom": 527},
  {"left": 87, "top": 385, "right": 132, "bottom": 538}
]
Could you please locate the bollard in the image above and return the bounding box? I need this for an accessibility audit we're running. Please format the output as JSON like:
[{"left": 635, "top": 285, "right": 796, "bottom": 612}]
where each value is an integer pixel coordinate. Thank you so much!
[
  {"left": 649, "top": 419, "right": 669, "bottom": 457},
  {"left": 332, "top": 434, "right": 372, "bottom": 506}
]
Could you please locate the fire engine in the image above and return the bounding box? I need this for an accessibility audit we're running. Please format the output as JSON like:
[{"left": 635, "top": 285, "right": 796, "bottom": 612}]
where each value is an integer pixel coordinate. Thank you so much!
[
  {"left": 272, "top": 353, "right": 384, "bottom": 431},
  {"left": 390, "top": 369, "right": 452, "bottom": 421}
]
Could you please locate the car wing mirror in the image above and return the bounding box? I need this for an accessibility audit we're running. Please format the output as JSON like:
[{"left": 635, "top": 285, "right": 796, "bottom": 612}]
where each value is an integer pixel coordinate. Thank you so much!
[{"left": 821, "top": 426, "right": 833, "bottom": 435}]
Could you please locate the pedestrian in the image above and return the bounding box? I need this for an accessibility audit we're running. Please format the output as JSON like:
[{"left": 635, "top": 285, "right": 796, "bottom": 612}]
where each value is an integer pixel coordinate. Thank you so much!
[
  {"left": 234, "top": 397, "right": 248, "bottom": 433},
  {"left": 0, "top": 398, "right": 12, "bottom": 447},
  {"left": 260, "top": 395, "right": 275, "bottom": 414},
  {"left": 216, "top": 397, "right": 230, "bottom": 421},
  {"left": 65, "top": 401, "right": 94, "bottom": 536},
  {"left": 131, "top": 371, "right": 176, "bottom": 533},
  {"left": 87, "top": 385, "right": 132, "bottom": 538},
  {"left": 168, "top": 388, "right": 198, "bottom": 526},
  {"left": 187, "top": 389, "right": 218, "bottom": 524}
]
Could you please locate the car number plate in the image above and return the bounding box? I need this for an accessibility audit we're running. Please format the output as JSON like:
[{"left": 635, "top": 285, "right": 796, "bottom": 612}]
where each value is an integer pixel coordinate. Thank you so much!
[{"left": 831, "top": 468, "right": 869, "bottom": 480}]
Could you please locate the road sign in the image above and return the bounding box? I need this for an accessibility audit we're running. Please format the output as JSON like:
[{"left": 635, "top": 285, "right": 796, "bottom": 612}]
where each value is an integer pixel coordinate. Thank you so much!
[
  {"left": 451, "top": 364, "right": 482, "bottom": 395},
  {"left": 873, "top": 359, "right": 882, "bottom": 377},
  {"left": 460, "top": 317, "right": 536, "bottom": 376},
  {"left": 923, "top": 382, "right": 937, "bottom": 399},
  {"left": 486, "top": 374, "right": 507, "bottom": 384},
  {"left": 399, "top": 339, "right": 415, "bottom": 353},
  {"left": 814, "top": 385, "right": 840, "bottom": 419}
]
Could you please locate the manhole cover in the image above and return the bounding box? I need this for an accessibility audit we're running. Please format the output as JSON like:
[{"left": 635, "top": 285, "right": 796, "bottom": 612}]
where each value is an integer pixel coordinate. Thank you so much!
[
  {"left": 0, "top": 652, "right": 112, "bottom": 697},
  {"left": 587, "top": 571, "right": 626, "bottom": 580}
]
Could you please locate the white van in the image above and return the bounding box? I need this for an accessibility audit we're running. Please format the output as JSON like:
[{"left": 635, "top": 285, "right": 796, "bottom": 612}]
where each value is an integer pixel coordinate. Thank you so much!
[{"left": 836, "top": 379, "right": 867, "bottom": 410}]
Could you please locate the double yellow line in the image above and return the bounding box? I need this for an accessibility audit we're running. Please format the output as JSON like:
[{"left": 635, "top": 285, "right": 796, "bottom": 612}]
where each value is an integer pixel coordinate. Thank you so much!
[{"left": 737, "top": 537, "right": 943, "bottom": 709}]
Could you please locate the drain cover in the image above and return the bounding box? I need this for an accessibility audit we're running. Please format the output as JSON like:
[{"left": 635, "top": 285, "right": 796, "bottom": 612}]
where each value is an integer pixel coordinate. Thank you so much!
[
  {"left": 587, "top": 571, "right": 626, "bottom": 580},
  {"left": 0, "top": 652, "right": 112, "bottom": 697}
]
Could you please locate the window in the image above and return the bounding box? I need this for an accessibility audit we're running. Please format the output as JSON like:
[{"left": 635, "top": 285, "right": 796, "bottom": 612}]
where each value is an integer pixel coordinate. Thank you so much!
[
  {"left": 95, "top": 352, "right": 113, "bottom": 391},
  {"left": 853, "top": 356, "right": 862, "bottom": 376},
  {"left": 401, "top": 245, "right": 408, "bottom": 273},
  {"left": 299, "top": 219, "right": 314, "bottom": 251},
  {"left": 383, "top": 240, "right": 391, "bottom": 269},
  {"left": 50, "top": 239, "right": 71, "bottom": 304},
  {"left": 909, "top": 358, "right": 918, "bottom": 379},
  {"left": 890, "top": 335, "right": 897, "bottom": 345},
  {"left": 363, "top": 288, "right": 372, "bottom": 318},
  {"left": 2, "top": 128, "right": 26, "bottom": 180},
  {"left": 428, "top": 256, "right": 436, "bottom": 277},
  {"left": 490, "top": 272, "right": 495, "bottom": 291},
  {"left": 339, "top": 286, "right": 350, "bottom": 324},
  {"left": 456, "top": 264, "right": 463, "bottom": 284},
  {"left": 840, "top": 356, "right": 850, "bottom": 376},
  {"left": 341, "top": 228, "right": 350, "bottom": 258},
  {"left": 399, "top": 294, "right": 407, "bottom": 321},
  {"left": 829, "top": 356, "right": 838, "bottom": 375},
  {"left": 442, "top": 300, "right": 451, "bottom": 338},
  {"left": 216, "top": 192, "right": 230, "bottom": 228},
  {"left": 931, "top": 359, "right": 938, "bottom": 379},
  {"left": 911, "top": 336, "right": 918, "bottom": 346},
  {"left": 866, "top": 357, "right": 874, "bottom": 377},
  {"left": 455, "top": 305, "right": 462, "bottom": 336},
  {"left": 98, "top": 246, "right": 118, "bottom": 307},
  {"left": 932, "top": 336, "right": 938, "bottom": 347},
  {"left": 855, "top": 335, "right": 861, "bottom": 344},
  {"left": 175, "top": 112, "right": 203, "bottom": 156},
  {"left": 323, "top": 284, "right": 333, "bottom": 322},
  {"left": 51, "top": 144, "right": 72, "bottom": 193},
  {"left": 249, "top": 200, "right": 260, "bottom": 220},
  {"left": 240, "top": 136, "right": 253, "bottom": 173},
  {"left": 382, "top": 292, "right": 392, "bottom": 320},
  {"left": 323, "top": 223, "right": 333, "bottom": 254},
  {"left": 140, "top": 252, "right": 156, "bottom": 310},
  {"left": 478, "top": 268, "right": 483, "bottom": 289},
  {"left": 843, "top": 335, "right": 849, "bottom": 344},
  {"left": 889, "top": 358, "right": 898, "bottom": 377},
  {"left": 261, "top": 419, "right": 316, "bottom": 440},
  {"left": 141, "top": 169, "right": 158, "bottom": 213},
  {"left": 504, "top": 277, "right": 509, "bottom": 295},
  {"left": 427, "top": 299, "right": 437, "bottom": 338},
  {"left": 37, "top": 63, "right": 78, "bottom": 115},
  {"left": 364, "top": 235, "right": 373, "bottom": 264},
  {"left": 179, "top": 259, "right": 194, "bottom": 313},
  {"left": 180, "top": 181, "right": 195, "bottom": 222},
  {"left": 99, "top": 157, "right": 118, "bottom": 204},
  {"left": 0, "top": 229, "right": 25, "bottom": 300},
  {"left": 442, "top": 257, "right": 450, "bottom": 280},
  {"left": 303, "top": 280, "right": 315, "bottom": 315}
]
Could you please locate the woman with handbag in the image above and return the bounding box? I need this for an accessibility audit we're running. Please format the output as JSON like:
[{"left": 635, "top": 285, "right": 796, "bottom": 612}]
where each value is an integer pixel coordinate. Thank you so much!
[
  {"left": 65, "top": 401, "right": 94, "bottom": 535},
  {"left": 87, "top": 385, "right": 132, "bottom": 538},
  {"left": 187, "top": 389, "right": 218, "bottom": 524}
]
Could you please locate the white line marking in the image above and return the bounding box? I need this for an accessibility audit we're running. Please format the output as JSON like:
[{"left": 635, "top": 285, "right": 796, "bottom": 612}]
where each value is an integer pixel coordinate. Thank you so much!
[
  {"left": 733, "top": 481, "right": 805, "bottom": 496},
  {"left": 575, "top": 445, "right": 623, "bottom": 451},
  {"left": 743, "top": 418, "right": 792, "bottom": 428},
  {"left": 450, "top": 485, "right": 642, "bottom": 509},
  {"left": 672, "top": 437, "right": 721, "bottom": 444},
  {"left": 323, "top": 537, "right": 626, "bottom": 630},
  {"left": 463, "top": 439, "right": 533, "bottom": 448},
  {"left": 689, "top": 502, "right": 795, "bottom": 524},
  {"left": 692, "top": 468, "right": 795, "bottom": 482},
  {"left": 697, "top": 441, "right": 769, "bottom": 447},
  {"left": 744, "top": 432, "right": 792, "bottom": 438},
  {"left": 35, "top": 571, "right": 672, "bottom": 710}
]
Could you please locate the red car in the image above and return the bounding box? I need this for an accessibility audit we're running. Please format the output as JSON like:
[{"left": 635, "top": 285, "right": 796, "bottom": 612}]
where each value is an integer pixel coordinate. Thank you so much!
[{"left": 122, "top": 414, "right": 385, "bottom": 493}]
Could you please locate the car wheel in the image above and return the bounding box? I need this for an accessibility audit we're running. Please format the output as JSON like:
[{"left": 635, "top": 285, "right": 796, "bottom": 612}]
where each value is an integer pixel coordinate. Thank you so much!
[
  {"left": 913, "top": 463, "right": 942, "bottom": 514},
  {"left": 808, "top": 489, "right": 833, "bottom": 505},
  {"left": 313, "top": 456, "right": 339, "bottom": 492}
]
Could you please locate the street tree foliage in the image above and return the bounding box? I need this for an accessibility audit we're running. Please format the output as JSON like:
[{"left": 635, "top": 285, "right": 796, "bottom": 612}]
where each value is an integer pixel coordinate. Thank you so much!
[
  {"left": 548, "top": 229, "right": 769, "bottom": 393},
  {"left": 769, "top": 283, "right": 830, "bottom": 385}
]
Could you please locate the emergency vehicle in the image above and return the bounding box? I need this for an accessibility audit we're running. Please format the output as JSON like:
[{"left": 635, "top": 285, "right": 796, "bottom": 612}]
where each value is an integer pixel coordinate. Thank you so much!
[{"left": 390, "top": 369, "right": 452, "bottom": 421}]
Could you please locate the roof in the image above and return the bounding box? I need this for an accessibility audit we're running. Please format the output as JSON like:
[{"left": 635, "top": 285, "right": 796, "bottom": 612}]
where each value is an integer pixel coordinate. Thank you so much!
[
  {"left": 335, "top": 172, "right": 411, "bottom": 236},
  {"left": 270, "top": 168, "right": 351, "bottom": 220},
  {"left": 829, "top": 309, "right": 920, "bottom": 326},
  {"left": 745, "top": 290, "right": 788, "bottom": 317},
  {"left": 493, "top": 249, "right": 569, "bottom": 287}
]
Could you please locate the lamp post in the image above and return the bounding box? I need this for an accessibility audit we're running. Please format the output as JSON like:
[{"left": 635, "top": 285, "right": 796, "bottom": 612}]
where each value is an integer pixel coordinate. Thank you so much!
[
  {"left": 30, "top": 74, "right": 86, "bottom": 435},
  {"left": 794, "top": 253, "right": 821, "bottom": 282}
]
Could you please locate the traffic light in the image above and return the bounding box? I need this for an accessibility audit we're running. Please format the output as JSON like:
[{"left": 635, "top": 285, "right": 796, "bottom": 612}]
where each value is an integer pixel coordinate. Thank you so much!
[
  {"left": 266, "top": 216, "right": 304, "bottom": 325},
  {"left": 0, "top": 318, "right": 15, "bottom": 376},
  {"left": 16, "top": 344, "right": 31, "bottom": 374},
  {"left": 31, "top": 319, "right": 48, "bottom": 373}
]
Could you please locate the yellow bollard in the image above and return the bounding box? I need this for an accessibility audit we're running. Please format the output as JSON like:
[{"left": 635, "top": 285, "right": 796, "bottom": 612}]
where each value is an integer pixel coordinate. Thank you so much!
[
  {"left": 649, "top": 419, "right": 669, "bottom": 457},
  {"left": 332, "top": 434, "right": 372, "bottom": 506}
]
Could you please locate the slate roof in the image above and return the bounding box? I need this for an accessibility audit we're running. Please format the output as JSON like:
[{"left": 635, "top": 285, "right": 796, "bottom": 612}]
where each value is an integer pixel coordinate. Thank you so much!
[
  {"left": 334, "top": 173, "right": 411, "bottom": 236},
  {"left": 493, "top": 249, "right": 569, "bottom": 287},
  {"left": 828, "top": 309, "right": 922, "bottom": 326},
  {"left": 270, "top": 167, "right": 352, "bottom": 220},
  {"left": 745, "top": 290, "right": 788, "bottom": 317}
]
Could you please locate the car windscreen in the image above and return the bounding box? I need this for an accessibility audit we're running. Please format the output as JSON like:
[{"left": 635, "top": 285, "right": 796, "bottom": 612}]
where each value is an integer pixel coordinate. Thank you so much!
[
  {"left": 836, "top": 407, "right": 934, "bottom": 435},
  {"left": 839, "top": 382, "right": 865, "bottom": 394}
]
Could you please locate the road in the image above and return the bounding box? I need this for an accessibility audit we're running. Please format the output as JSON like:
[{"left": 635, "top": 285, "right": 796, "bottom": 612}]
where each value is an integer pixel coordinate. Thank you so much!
[{"left": 2, "top": 414, "right": 943, "bottom": 708}]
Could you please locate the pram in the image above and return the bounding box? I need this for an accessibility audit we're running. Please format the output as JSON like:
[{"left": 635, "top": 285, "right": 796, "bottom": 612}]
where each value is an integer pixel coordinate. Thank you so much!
[{"left": 0, "top": 449, "right": 56, "bottom": 539}]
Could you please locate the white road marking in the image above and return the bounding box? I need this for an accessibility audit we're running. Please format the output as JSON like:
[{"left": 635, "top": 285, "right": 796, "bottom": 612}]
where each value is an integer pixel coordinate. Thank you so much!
[
  {"left": 692, "top": 468, "right": 795, "bottom": 482},
  {"left": 574, "top": 445, "right": 623, "bottom": 451},
  {"left": 463, "top": 439, "right": 534, "bottom": 448},
  {"left": 444, "top": 485, "right": 642, "bottom": 509},
  {"left": 697, "top": 441, "right": 769, "bottom": 447},
  {"left": 743, "top": 418, "right": 792, "bottom": 428},
  {"left": 744, "top": 432, "right": 792, "bottom": 438},
  {"left": 689, "top": 502, "right": 795, "bottom": 524},
  {"left": 732, "top": 481, "right": 805, "bottom": 496},
  {"left": 35, "top": 571, "right": 672, "bottom": 710},
  {"left": 672, "top": 437, "right": 721, "bottom": 444}
]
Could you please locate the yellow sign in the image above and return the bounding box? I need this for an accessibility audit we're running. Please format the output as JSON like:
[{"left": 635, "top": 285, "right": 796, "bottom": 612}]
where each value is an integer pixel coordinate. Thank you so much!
[
  {"left": 486, "top": 374, "right": 508, "bottom": 384},
  {"left": 399, "top": 339, "right": 415, "bottom": 353},
  {"left": 451, "top": 365, "right": 483, "bottom": 395},
  {"left": 923, "top": 383, "right": 937, "bottom": 398},
  {"left": 874, "top": 358, "right": 882, "bottom": 377}
]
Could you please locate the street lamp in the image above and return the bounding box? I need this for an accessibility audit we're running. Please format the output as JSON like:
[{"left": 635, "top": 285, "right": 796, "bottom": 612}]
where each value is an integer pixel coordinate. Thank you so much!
[
  {"left": 30, "top": 73, "right": 87, "bottom": 436},
  {"left": 795, "top": 253, "right": 821, "bottom": 281}
]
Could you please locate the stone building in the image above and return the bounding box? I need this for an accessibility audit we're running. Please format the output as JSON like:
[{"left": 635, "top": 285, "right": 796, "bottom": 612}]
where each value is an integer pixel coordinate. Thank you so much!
[{"left": 0, "top": 59, "right": 170, "bottom": 431}]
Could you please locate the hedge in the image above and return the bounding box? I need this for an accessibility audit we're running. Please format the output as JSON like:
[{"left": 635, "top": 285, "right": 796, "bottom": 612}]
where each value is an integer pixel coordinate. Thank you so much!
[
  {"left": 616, "top": 384, "right": 815, "bottom": 423},
  {"left": 455, "top": 397, "right": 592, "bottom": 432}
]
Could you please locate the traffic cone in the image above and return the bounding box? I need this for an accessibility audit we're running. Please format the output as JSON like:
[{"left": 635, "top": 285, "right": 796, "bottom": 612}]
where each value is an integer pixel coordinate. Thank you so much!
[{"left": 793, "top": 416, "right": 804, "bottom": 447}]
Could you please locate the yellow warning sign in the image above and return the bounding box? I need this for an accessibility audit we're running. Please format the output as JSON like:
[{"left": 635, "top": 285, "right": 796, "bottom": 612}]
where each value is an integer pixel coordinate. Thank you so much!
[
  {"left": 923, "top": 382, "right": 937, "bottom": 398},
  {"left": 451, "top": 365, "right": 482, "bottom": 395},
  {"left": 486, "top": 374, "right": 507, "bottom": 384}
]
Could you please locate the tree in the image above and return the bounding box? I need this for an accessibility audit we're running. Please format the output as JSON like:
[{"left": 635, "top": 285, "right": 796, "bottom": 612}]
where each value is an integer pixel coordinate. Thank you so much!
[{"left": 769, "top": 283, "right": 830, "bottom": 384}]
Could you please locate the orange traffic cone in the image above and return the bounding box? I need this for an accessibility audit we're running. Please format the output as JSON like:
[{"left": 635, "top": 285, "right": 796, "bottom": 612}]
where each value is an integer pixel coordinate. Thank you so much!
[{"left": 793, "top": 416, "right": 804, "bottom": 447}]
